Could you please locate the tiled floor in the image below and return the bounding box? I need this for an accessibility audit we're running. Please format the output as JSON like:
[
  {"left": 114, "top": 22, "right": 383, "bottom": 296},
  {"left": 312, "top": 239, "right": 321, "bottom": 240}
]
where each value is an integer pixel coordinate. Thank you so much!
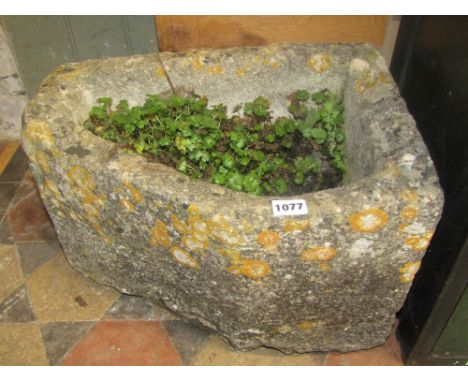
[{"left": 0, "top": 140, "right": 404, "bottom": 366}]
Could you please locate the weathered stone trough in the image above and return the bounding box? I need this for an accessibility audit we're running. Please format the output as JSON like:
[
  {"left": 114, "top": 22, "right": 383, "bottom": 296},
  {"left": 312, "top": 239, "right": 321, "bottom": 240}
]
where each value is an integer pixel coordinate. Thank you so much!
[{"left": 22, "top": 43, "right": 443, "bottom": 353}]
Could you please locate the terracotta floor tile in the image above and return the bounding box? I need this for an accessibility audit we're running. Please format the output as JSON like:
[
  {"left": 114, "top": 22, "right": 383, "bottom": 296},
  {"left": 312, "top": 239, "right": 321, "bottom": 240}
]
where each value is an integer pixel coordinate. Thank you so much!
[
  {"left": 27, "top": 252, "right": 119, "bottom": 321},
  {"left": 0, "top": 285, "right": 35, "bottom": 322},
  {"left": 191, "top": 335, "right": 325, "bottom": 366},
  {"left": 8, "top": 189, "right": 57, "bottom": 242},
  {"left": 104, "top": 294, "right": 179, "bottom": 321},
  {"left": 162, "top": 320, "right": 212, "bottom": 365},
  {"left": 0, "top": 323, "right": 48, "bottom": 365},
  {"left": 0, "top": 244, "right": 24, "bottom": 303},
  {"left": 40, "top": 321, "right": 96, "bottom": 365},
  {"left": 62, "top": 321, "right": 182, "bottom": 366}
]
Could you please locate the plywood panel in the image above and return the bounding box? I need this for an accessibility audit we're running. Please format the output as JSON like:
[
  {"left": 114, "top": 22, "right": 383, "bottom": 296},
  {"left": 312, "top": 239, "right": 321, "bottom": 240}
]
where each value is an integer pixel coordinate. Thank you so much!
[{"left": 156, "top": 16, "right": 388, "bottom": 52}]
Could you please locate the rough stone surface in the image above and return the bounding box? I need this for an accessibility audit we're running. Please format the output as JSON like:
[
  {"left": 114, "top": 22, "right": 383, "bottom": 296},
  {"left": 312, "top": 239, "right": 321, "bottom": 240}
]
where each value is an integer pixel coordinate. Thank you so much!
[{"left": 21, "top": 43, "right": 443, "bottom": 353}]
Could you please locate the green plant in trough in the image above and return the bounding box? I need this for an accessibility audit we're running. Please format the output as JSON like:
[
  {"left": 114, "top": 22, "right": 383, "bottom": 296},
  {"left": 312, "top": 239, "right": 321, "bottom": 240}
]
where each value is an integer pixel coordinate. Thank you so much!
[{"left": 84, "top": 89, "right": 346, "bottom": 196}]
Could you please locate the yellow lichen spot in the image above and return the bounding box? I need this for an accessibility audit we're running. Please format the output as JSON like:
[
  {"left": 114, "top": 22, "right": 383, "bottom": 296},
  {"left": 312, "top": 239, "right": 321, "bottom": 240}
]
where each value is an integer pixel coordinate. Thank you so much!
[
  {"left": 187, "top": 204, "right": 202, "bottom": 217},
  {"left": 400, "top": 189, "right": 419, "bottom": 202},
  {"left": 35, "top": 151, "right": 51, "bottom": 174},
  {"left": 399, "top": 261, "right": 421, "bottom": 283},
  {"left": 218, "top": 248, "right": 242, "bottom": 263},
  {"left": 171, "top": 214, "right": 188, "bottom": 235},
  {"left": 228, "top": 259, "right": 270, "bottom": 280},
  {"left": 283, "top": 219, "right": 310, "bottom": 233},
  {"left": 404, "top": 231, "right": 434, "bottom": 252},
  {"left": 123, "top": 181, "right": 144, "bottom": 205},
  {"left": 277, "top": 325, "right": 292, "bottom": 334},
  {"left": 242, "top": 219, "right": 254, "bottom": 233},
  {"left": 207, "top": 64, "right": 224, "bottom": 75},
  {"left": 319, "top": 263, "right": 330, "bottom": 272},
  {"left": 400, "top": 206, "right": 418, "bottom": 221},
  {"left": 307, "top": 54, "right": 332, "bottom": 73},
  {"left": 24, "top": 121, "right": 56, "bottom": 152},
  {"left": 102, "top": 235, "right": 113, "bottom": 244},
  {"left": 151, "top": 220, "right": 171, "bottom": 248},
  {"left": 349, "top": 208, "right": 388, "bottom": 233},
  {"left": 354, "top": 70, "right": 393, "bottom": 94},
  {"left": 208, "top": 214, "right": 245, "bottom": 247},
  {"left": 170, "top": 246, "right": 199, "bottom": 269},
  {"left": 182, "top": 235, "right": 208, "bottom": 254},
  {"left": 257, "top": 230, "right": 280, "bottom": 249},
  {"left": 119, "top": 198, "right": 135, "bottom": 212},
  {"left": 297, "top": 321, "right": 320, "bottom": 331},
  {"left": 67, "top": 166, "right": 96, "bottom": 191},
  {"left": 270, "top": 61, "right": 281, "bottom": 69},
  {"left": 190, "top": 57, "right": 205, "bottom": 71},
  {"left": 236, "top": 65, "right": 250, "bottom": 77},
  {"left": 155, "top": 65, "right": 165, "bottom": 78},
  {"left": 82, "top": 203, "right": 100, "bottom": 219},
  {"left": 302, "top": 247, "right": 336, "bottom": 262},
  {"left": 43, "top": 179, "right": 61, "bottom": 200}
]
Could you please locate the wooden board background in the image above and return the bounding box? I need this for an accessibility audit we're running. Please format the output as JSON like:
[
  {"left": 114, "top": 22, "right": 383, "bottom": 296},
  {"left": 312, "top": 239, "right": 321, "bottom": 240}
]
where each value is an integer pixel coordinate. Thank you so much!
[{"left": 155, "top": 16, "right": 388, "bottom": 52}]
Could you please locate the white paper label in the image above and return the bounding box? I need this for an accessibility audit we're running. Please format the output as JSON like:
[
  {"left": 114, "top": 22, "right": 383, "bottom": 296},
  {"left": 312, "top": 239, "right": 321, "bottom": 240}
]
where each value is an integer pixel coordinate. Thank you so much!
[{"left": 271, "top": 199, "right": 308, "bottom": 217}]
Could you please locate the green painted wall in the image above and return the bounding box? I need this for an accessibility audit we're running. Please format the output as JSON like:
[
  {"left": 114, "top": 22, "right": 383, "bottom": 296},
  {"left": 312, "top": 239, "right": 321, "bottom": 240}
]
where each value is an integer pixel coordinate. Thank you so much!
[
  {"left": 1, "top": 16, "right": 158, "bottom": 97},
  {"left": 432, "top": 285, "right": 468, "bottom": 359}
]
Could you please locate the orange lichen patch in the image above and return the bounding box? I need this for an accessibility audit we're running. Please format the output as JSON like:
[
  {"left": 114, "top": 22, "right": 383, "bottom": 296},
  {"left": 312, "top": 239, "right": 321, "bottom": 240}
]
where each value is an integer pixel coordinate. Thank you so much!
[
  {"left": 257, "top": 230, "right": 280, "bottom": 249},
  {"left": 349, "top": 208, "right": 388, "bottom": 233},
  {"left": 150, "top": 220, "right": 171, "bottom": 249},
  {"left": 301, "top": 247, "right": 336, "bottom": 262},
  {"left": 170, "top": 246, "right": 199, "bottom": 269},
  {"left": 354, "top": 71, "right": 393, "bottom": 94},
  {"left": 283, "top": 219, "right": 310, "bottom": 233},
  {"left": 399, "top": 189, "right": 419, "bottom": 202},
  {"left": 404, "top": 231, "right": 434, "bottom": 252},
  {"left": 228, "top": 259, "right": 270, "bottom": 280},
  {"left": 123, "top": 181, "right": 144, "bottom": 205},
  {"left": 207, "top": 64, "right": 224, "bottom": 75},
  {"left": 384, "top": 163, "right": 401, "bottom": 178},
  {"left": 34, "top": 151, "right": 51, "bottom": 174},
  {"left": 24, "top": 121, "right": 56, "bottom": 153},
  {"left": 399, "top": 261, "right": 421, "bottom": 283},
  {"left": 187, "top": 204, "right": 202, "bottom": 217},
  {"left": 102, "top": 235, "right": 113, "bottom": 244},
  {"left": 297, "top": 321, "right": 320, "bottom": 331},
  {"left": 400, "top": 206, "right": 418, "bottom": 221},
  {"left": 171, "top": 214, "right": 188, "bottom": 235},
  {"left": 307, "top": 54, "right": 332, "bottom": 73}
]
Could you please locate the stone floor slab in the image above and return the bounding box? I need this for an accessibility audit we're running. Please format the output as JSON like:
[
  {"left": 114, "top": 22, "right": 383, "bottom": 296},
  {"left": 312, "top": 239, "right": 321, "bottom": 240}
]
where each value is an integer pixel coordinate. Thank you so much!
[
  {"left": 0, "top": 285, "right": 35, "bottom": 322},
  {"left": 191, "top": 335, "right": 326, "bottom": 366},
  {"left": 8, "top": 189, "right": 57, "bottom": 242},
  {"left": 17, "top": 240, "right": 63, "bottom": 277},
  {"left": 0, "top": 217, "right": 13, "bottom": 245},
  {"left": 0, "top": 323, "right": 48, "bottom": 365},
  {"left": 104, "top": 294, "right": 179, "bottom": 321},
  {"left": 0, "top": 244, "right": 24, "bottom": 303},
  {"left": 62, "top": 321, "right": 182, "bottom": 365},
  {"left": 40, "top": 321, "right": 96, "bottom": 365},
  {"left": 0, "top": 182, "right": 17, "bottom": 218},
  {"left": 10, "top": 170, "right": 36, "bottom": 206},
  {"left": 162, "top": 320, "right": 213, "bottom": 365},
  {"left": 27, "top": 252, "right": 119, "bottom": 322}
]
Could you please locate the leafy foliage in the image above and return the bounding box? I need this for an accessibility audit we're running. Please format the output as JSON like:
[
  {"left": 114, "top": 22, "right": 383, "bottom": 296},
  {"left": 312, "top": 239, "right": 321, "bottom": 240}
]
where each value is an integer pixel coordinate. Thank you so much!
[{"left": 84, "top": 89, "right": 346, "bottom": 196}]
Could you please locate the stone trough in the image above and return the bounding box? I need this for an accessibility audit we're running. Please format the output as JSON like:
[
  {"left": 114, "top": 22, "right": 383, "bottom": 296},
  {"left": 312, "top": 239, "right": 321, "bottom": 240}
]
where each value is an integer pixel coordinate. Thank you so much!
[{"left": 22, "top": 43, "right": 443, "bottom": 353}]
